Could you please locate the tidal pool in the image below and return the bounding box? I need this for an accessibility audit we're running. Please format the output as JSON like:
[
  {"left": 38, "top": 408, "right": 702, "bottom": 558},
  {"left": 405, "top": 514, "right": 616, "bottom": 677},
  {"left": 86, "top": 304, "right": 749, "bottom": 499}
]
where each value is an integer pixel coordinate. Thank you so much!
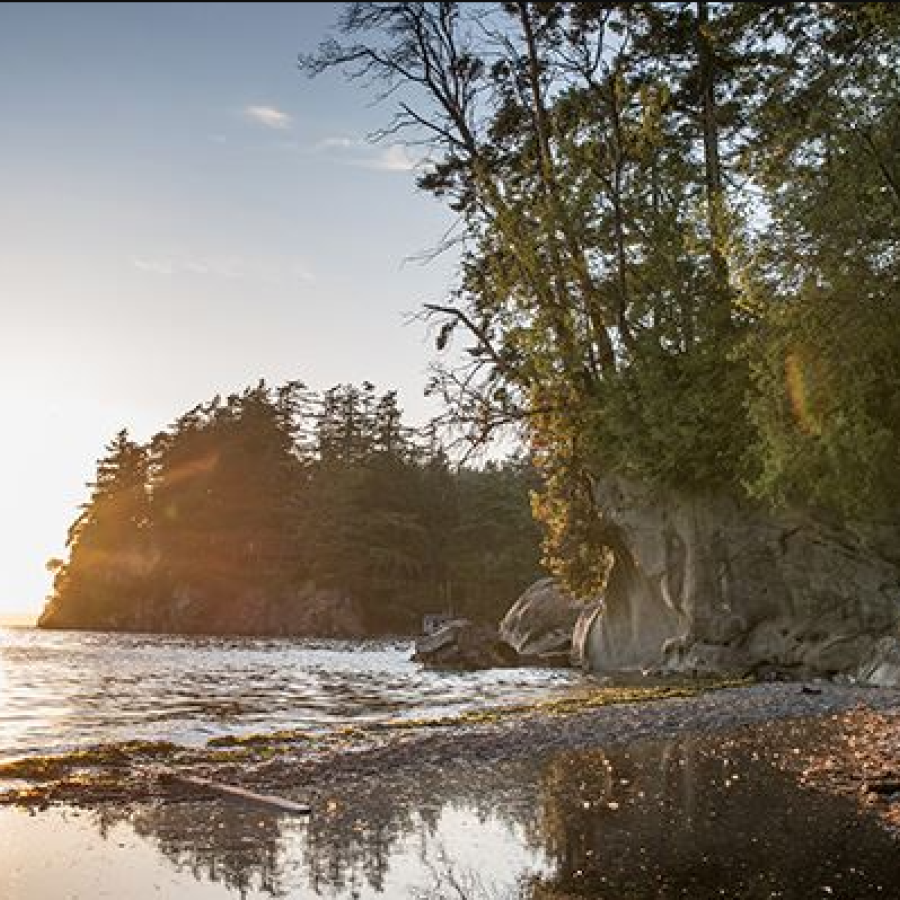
[{"left": 3, "top": 720, "right": 900, "bottom": 899}]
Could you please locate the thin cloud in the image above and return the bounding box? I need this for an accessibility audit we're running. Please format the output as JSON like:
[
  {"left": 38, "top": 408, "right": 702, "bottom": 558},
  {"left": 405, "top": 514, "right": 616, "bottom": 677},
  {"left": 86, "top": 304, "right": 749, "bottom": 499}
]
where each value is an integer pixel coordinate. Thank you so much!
[
  {"left": 360, "top": 144, "right": 418, "bottom": 173},
  {"left": 243, "top": 105, "right": 292, "bottom": 130},
  {"left": 314, "top": 135, "right": 361, "bottom": 151},
  {"left": 132, "top": 256, "right": 176, "bottom": 276},
  {"left": 131, "top": 255, "right": 314, "bottom": 284},
  {"left": 312, "top": 136, "right": 418, "bottom": 173}
]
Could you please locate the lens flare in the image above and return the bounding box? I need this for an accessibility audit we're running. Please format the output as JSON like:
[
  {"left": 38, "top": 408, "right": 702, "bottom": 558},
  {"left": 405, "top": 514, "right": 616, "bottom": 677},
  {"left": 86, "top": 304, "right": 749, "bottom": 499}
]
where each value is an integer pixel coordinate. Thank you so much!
[{"left": 785, "top": 351, "right": 820, "bottom": 435}]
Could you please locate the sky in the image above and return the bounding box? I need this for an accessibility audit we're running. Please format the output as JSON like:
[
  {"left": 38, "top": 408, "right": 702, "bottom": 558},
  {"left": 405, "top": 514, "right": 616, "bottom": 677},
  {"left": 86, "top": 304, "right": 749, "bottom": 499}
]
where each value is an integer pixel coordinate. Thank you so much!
[{"left": 0, "top": 3, "right": 458, "bottom": 616}]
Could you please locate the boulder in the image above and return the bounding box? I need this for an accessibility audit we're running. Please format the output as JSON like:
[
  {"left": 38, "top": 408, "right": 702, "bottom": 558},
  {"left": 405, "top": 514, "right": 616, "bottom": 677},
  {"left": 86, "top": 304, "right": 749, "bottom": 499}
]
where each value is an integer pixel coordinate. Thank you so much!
[
  {"left": 500, "top": 578, "right": 584, "bottom": 665},
  {"left": 413, "top": 619, "right": 519, "bottom": 670},
  {"left": 857, "top": 637, "right": 900, "bottom": 687},
  {"left": 575, "top": 474, "right": 900, "bottom": 685}
]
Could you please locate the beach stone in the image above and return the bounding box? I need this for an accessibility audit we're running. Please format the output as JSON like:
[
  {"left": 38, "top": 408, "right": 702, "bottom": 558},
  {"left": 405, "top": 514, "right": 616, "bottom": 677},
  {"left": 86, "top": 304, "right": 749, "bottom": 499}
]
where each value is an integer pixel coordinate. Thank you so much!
[
  {"left": 413, "top": 619, "right": 519, "bottom": 670},
  {"left": 575, "top": 474, "right": 900, "bottom": 684},
  {"left": 500, "top": 578, "right": 584, "bottom": 663}
]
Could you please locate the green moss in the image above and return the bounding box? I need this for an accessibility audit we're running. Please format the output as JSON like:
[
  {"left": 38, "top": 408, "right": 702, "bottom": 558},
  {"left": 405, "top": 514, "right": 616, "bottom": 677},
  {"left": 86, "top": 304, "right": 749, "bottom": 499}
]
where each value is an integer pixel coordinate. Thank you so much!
[
  {"left": 0, "top": 679, "right": 750, "bottom": 791},
  {"left": 381, "top": 677, "right": 750, "bottom": 731},
  {"left": 0, "top": 741, "right": 180, "bottom": 782},
  {"left": 206, "top": 729, "right": 312, "bottom": 749},
  {"left": 0, "top": 756, "right": 72, "bottom": 781}
]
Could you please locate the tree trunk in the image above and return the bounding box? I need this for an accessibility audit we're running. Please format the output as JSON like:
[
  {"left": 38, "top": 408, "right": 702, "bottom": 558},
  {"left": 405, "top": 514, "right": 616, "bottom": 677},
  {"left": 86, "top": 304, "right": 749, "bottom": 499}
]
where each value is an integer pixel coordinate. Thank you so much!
[{"left": 695, "top": 1, "right": 730, "bottom": 304}]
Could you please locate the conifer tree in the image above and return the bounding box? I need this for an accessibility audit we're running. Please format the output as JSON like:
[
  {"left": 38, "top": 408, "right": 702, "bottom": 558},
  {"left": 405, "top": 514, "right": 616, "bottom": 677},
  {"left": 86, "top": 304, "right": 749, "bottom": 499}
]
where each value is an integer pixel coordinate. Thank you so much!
[{"left": 40, "top": 430, "right": 151, "bottom": 628}]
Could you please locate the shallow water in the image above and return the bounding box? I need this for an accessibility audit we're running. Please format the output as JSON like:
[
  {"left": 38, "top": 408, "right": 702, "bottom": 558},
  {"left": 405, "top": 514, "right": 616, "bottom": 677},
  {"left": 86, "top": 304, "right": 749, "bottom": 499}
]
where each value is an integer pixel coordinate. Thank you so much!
[
  {"left": 2, "top": 720, "right": 899, "bottom": 899},
  {"left": 0, "top": 627, "right": 580, "bottom": 760}
]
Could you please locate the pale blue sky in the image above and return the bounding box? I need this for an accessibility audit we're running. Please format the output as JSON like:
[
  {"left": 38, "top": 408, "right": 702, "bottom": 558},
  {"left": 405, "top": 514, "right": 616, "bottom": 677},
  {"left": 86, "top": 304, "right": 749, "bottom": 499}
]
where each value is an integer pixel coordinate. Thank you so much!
[{"left": 0, "top": 3, "right": 457, "bottom": 614}]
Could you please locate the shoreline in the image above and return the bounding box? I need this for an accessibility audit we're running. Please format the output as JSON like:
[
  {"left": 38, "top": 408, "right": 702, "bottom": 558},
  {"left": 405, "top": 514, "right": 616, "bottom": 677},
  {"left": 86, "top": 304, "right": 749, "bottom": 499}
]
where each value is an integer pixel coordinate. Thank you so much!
[{"left": 4, "top": 680, "right": 900, "bottom": 812}]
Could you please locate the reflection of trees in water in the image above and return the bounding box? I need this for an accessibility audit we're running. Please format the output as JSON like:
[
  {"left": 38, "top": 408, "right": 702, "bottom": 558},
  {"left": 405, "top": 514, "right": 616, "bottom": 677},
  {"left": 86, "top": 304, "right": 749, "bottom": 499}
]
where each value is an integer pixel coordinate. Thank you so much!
[
  {"left": 529, "top": 740, "right": 698, "bottom": 893},
  {"left": 81, "top": 731, "right": 900, "bottom": 900},
  {"left": 95, "top": 801, "right": 292, "bottom": 898},
  {"left": 300, "top": 789, "right": 416, "bottom": 896},
  {"left": 94, "top": 796, "right": 408, "bottom": 897},
  {"left": 87, "top": 763, "right": 544, "bottom": 897},
  {"left": 296, "top": 767, "right": 538, "bottom": 895}
]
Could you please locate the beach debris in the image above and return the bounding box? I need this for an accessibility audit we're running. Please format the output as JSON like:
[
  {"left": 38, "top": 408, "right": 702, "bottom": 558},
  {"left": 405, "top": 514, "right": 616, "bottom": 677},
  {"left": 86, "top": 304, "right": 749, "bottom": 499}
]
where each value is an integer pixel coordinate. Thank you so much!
[{"left": 152, "top": 768, "right": 311, "bottom": 815}]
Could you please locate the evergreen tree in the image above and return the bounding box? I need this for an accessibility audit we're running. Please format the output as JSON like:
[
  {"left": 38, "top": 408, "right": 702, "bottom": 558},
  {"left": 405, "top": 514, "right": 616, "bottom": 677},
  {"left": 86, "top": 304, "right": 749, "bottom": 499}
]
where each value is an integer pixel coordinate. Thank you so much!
[
  {"left": 40, "top": 430, "right": 151, "bottom": 628},
  {"left": 303, "top": 2, "right": 900, "bottom": 599},
  {"left": 42, "top": 379, "right": 547, "bottom": 634},
  {"left": 149, "top": 383, "right": 302, "bottom": 618}
]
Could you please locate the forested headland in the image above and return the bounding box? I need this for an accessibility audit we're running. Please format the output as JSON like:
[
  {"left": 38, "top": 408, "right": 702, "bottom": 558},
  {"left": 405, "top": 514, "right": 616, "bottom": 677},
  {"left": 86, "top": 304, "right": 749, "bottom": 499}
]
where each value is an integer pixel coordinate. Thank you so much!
[{"left": 38, "top": 382, "right": 542, "bottom": 635}]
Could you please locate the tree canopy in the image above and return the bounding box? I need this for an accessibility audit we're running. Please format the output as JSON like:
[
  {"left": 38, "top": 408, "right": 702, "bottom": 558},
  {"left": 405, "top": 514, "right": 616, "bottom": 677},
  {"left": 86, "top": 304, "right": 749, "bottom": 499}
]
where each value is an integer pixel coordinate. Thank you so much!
[
  {"left": 302, "top": 2, "right": 900, "bottom": 595},
  {"left": 40, "top": 381, "right": 543, "bottom": 633}
]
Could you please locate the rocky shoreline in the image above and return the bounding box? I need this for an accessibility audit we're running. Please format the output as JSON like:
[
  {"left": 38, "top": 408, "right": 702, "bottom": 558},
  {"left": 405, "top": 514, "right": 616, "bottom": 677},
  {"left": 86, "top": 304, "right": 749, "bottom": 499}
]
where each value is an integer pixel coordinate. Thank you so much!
[{"left": 4, "top": 680, "right": 900, "bottom": 820}]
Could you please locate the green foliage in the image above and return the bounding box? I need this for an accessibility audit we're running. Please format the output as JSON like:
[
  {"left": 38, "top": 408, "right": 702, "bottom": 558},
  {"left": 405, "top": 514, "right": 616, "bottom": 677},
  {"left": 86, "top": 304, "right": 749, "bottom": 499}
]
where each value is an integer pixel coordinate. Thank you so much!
[
  {"left": 41, "top": 430, "right": 151, "bottom": 628},
  {"left": 616, "top": 337, "right": 751, "bottom": 484},
  {"left": 745, "top": 285, "right": 900, "bottom": 519},
  {"left": 446, "top": 459, "right": 544, "bottom": 619},
  {"left": 150, "top": 383, "right": 302, "bottom": 607},
  {"left": 48, "top": 3, "right": 900, "bottom": 627},
  {"left": 42, "top": 381, "right": 542, "bottom": 633},
  {"left": 305, "top": 2, "right": 900, "bottom": 599},
  {"left": 739, "top": 2, "right": 900, "bottom": 519}
]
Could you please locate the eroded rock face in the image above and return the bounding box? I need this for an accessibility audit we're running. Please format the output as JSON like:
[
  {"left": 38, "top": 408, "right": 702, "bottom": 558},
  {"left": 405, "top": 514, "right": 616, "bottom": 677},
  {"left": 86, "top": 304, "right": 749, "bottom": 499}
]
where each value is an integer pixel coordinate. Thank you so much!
[
  {"left": 573, "top": 476, "right": 900, "bottom": 685},
  {"left": 412, "top": 619, "right": 519, "bottom": 670},
  {"left": 39, "top": 582, "right": 370, "bottom": 638},
  {"left": 500, "top": 578, "right": 584, "bottom": 664}
]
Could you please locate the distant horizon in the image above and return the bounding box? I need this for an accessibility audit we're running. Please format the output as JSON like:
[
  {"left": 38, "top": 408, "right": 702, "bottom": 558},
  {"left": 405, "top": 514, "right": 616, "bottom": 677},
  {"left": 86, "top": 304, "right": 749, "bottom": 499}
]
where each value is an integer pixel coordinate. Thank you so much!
[{"left": 0, "top": 612, "right": 38, "bottom": 627}]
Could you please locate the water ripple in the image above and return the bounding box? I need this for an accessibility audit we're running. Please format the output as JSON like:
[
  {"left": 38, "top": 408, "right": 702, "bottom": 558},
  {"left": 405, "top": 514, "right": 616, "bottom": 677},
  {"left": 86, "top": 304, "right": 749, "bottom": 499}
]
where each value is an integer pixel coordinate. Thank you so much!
[{"left": 0, "top": 627, "right": 579, "bottom": 760}]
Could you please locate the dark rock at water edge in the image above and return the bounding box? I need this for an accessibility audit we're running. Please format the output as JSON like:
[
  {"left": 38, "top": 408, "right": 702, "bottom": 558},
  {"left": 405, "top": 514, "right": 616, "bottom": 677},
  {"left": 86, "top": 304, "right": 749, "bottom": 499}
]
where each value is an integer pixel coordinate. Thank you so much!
[{"left": 412, "top": 619, "right": 520, "bottom": 670}]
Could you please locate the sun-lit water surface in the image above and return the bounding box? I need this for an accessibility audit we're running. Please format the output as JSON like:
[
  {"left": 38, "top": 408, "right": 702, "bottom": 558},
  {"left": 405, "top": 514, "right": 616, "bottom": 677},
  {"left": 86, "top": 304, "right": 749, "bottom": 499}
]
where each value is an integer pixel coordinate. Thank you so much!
[{"left": 0, "top": 627, "right": 581, "bottom": 761}]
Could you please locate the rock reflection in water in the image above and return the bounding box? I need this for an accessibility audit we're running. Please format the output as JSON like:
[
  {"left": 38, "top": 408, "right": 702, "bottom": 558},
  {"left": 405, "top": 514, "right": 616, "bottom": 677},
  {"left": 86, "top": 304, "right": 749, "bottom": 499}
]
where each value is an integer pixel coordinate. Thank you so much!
[{"left": 6, "top": 724, "right": 900, "bottom": 899}]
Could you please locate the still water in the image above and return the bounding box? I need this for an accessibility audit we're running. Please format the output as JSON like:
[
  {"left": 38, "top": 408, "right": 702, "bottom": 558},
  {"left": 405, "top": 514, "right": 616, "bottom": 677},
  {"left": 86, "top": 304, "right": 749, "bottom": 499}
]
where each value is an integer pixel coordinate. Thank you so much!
[
  {"left": 0, "top": 627, "right": 580, "bottom": 761},
  {"left": 3, "top": 721, "right": 900, "bottom": 899}
]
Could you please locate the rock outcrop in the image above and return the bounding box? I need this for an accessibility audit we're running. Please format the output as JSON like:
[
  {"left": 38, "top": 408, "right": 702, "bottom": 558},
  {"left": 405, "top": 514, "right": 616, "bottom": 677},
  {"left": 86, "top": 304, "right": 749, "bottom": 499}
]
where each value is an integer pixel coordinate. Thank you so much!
[
  {"left": 500, "top": 578, "right": 583, "bottom": 665},
  {"left": 38, "top": 582, "right": 370, "bottom": 638},
  {"left": 573, "top": 475, "right": 900, "bottom": 685},
  {"left": 413, "top": 619, "right": 519, "bottom": 670}
]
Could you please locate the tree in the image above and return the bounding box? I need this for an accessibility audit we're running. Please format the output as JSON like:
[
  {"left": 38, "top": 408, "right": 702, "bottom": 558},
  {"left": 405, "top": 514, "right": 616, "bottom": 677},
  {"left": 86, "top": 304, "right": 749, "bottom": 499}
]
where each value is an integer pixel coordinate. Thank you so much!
[
  {"left": 149, "top": 383, "right": 303, "bottom": 617},
  {"left": 41, "top": 379, "right": 545, "bottom": 633},
  {"left": 303, "top": 2, "right": 900, "bottom": 600},
  {"left": 741, "top": 2, "right": 900, "bottom": 518},
  {"left": 41, "top": 429, "right": 151, "bottom": 628}
]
